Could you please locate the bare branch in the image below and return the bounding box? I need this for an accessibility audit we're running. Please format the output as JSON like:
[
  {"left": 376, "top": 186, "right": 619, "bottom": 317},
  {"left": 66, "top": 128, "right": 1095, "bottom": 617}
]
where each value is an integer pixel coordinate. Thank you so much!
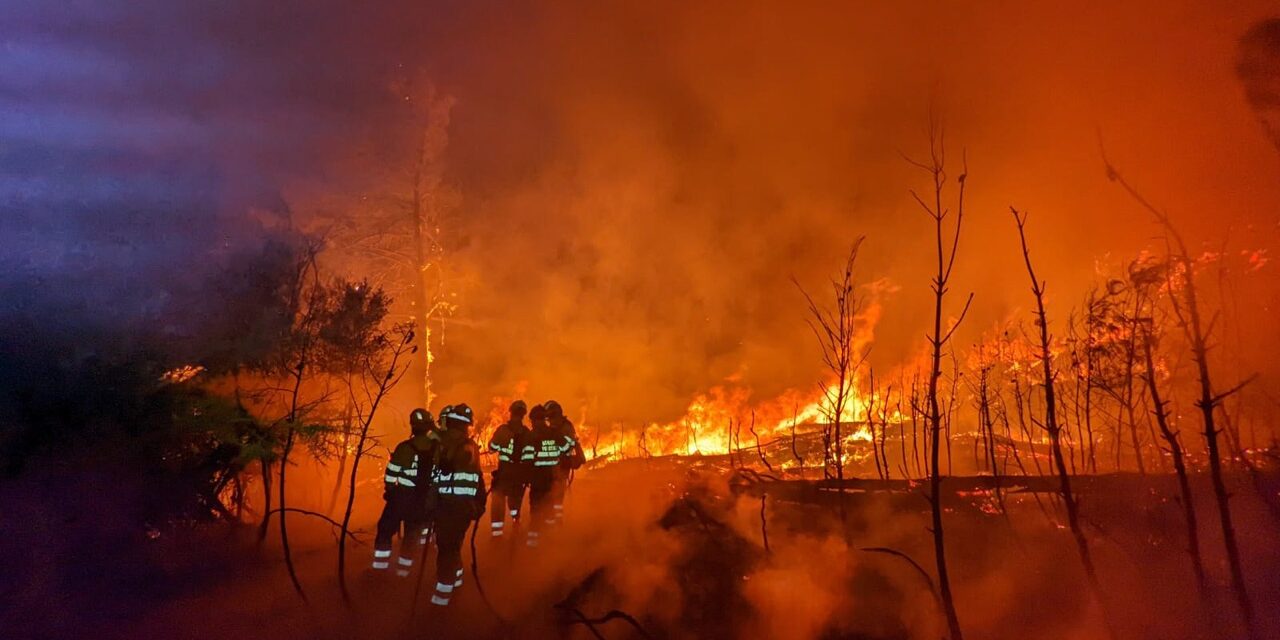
[
  {"left": 1208, "top": 374, "right": 1258, "bottom": 407},
  {"left": 263, "top": 508, "right": 364, "bottom": 543}
]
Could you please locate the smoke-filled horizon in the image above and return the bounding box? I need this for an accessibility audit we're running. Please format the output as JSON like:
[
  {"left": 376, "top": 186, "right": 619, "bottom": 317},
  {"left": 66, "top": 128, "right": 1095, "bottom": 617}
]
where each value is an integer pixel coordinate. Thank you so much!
[{"left": 4, "top": 1, "right": 1279, "bottom": 425}]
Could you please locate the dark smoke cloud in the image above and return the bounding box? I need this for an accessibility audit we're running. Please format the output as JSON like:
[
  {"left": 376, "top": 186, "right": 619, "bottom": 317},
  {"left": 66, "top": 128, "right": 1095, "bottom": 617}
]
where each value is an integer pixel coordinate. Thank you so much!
[
  {"left": 4, "top": 1, "right": 1279, "bottom": 423},
  {"left": 1238, "top": 17, "right": 1280, "bottom": 152}
]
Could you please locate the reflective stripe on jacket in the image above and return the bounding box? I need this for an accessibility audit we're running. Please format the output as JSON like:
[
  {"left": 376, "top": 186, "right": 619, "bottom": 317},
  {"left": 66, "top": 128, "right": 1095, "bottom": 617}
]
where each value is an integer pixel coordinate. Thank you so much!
[
  {"left": 433, "top": 428, "right": 487, "bottom": 506},
  {"left": 488, "top": 422, "right": 520, "bottom": 463},
  {"left": 519, "top": 438, "right": 537, "bottom": 464},
  {"left": 531, "top": 427, "right": 563, "bottom": 468},
  {"left": 385, "top": 433, "right": 438, "bottom": 490},
  {"left": 433, "top": 470, "right": 483, "bottom": 496}
]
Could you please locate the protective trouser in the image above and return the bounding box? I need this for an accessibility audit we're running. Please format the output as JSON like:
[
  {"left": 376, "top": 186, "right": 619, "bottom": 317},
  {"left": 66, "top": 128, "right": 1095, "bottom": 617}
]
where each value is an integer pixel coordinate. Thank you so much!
[
  {"left": 489, "top": 472, "right": 527, "bottom": 538},
  {"left": 525, "top": 473, "right": 556, "bottom": 548},
  {"left": 430, "top": 503, "right": 472, "bottom": 606},
  {"left": 373, "top": 492, "right": 425, "bottom": 576},
  {"left": 551, "top": 469, "right": 570, "bottom": 525}
]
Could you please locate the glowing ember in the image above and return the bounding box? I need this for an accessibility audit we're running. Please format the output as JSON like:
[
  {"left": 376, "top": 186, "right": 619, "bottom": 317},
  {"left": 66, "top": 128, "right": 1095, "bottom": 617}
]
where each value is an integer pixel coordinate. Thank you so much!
[{"left": 160, "top": 365, "right": 204, "bottom": 384}]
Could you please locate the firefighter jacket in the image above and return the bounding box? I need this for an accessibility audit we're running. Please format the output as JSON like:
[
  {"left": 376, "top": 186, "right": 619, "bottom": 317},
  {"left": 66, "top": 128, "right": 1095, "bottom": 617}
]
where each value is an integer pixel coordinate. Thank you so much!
[
  {"left": 488, "top": 419, "right": 531, "bottom": 477},
  {"left": 518, "top": 428, "right": 538, "bottom": 467},
  {"left": 550, "top": 415, "right": 585, "bottom": 470},
  {"left": 432, "top": 427, "right": 487, "bottom": 514},
  {"left": 384, "top": 432, "right": 440, "bottom": 493},
  {"left": 529, "top": 422, "right": 565, "bottom": 472}
]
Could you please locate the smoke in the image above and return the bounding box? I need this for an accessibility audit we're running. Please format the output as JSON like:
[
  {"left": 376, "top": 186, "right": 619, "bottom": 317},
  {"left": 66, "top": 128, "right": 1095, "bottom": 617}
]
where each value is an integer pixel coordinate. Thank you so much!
[
  {"left": 4, "top": 1, "right": 1280, "bottom": 425},
  {"left": 415, "top": 1, "right": 1280, "bottom": 424},
  {"left": 7, "top": 433, "right": 1277, "bottom": 639},
  {"left": 1238, "top": 18, "right": 1280, "bottom": 152}
]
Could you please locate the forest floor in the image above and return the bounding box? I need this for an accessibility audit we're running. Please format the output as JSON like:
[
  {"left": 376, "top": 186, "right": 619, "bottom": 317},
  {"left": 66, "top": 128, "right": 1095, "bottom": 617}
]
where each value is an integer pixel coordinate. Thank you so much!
[{"left": 2, "top": 454, "right": 1279, "bottom": 640}]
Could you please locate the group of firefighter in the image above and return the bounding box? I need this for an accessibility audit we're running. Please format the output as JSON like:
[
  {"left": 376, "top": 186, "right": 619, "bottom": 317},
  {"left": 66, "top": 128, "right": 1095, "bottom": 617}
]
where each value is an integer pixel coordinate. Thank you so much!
[{"left": 371, "top": 399, "right": 585, "bottom": 608}]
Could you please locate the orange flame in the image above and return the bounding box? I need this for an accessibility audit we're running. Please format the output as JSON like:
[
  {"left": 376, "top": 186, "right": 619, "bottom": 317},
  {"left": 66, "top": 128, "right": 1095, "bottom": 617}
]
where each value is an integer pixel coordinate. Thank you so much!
[{"left": 581, "top": 294, "right": 903, "bottom": 463}]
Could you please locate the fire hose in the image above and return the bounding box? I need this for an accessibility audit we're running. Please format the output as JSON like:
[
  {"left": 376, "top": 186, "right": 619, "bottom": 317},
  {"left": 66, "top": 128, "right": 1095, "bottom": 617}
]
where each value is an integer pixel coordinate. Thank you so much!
[
  {"left": 408, "top": 521, "right": 436, "bottom": 621},
  {"left": 467, "top": 485, "right": 513, "bottom": 628}
]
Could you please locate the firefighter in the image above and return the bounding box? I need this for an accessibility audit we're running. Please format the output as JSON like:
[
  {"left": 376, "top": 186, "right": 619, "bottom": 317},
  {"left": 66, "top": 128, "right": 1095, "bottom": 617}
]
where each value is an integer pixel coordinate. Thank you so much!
[
  {"left": 487, "top": 400, "right": 530, "bottom": 538},
  {"left": 373, "top": 408, "right": 439, "bottom": 577},
  {"left": 428, "top": 403, "right": 487, "bottom": 607},
  {"left": 520, "top": 404, "right": 541, "bottom": 468},
  {"left": 545, "top": 400, "right": 584, "bottom": 526},
  {"left": 524, "top": 403, "right": 563, "bottom": 547}
]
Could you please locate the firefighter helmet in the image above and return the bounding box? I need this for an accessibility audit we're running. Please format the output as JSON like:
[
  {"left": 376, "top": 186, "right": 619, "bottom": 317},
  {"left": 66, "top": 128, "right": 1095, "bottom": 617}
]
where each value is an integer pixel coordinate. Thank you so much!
[
  {"left": 443, "top": 403, "right": 473, "bottom": 427},
  {"left": 529, "top": 404, "right": 546, "bottom": 422},
  {"left": 409, "top": 408, "right": 433, "bottom": 434},
  {"left": 510, "top": 399, "right": 528, "bottom": 417},
  {"left": 544, "top": 400, "right": 563, "bottom": 419}
]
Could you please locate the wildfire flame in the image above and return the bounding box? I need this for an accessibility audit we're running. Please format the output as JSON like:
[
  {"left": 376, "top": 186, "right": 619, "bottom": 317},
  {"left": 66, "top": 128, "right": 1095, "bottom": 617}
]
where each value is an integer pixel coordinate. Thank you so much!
[
  {"left": 473, "top": 295, "right": 905, "bottom": 466},
  {"left": 160, "top": 364, "right": 204, "bottom": 384}
]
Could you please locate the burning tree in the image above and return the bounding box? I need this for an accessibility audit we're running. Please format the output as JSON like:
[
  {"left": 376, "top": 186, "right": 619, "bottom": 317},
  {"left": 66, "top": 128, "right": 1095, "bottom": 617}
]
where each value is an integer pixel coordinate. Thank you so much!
[
  {"left": 1065, "top": 295, "right": 1102, "bottom": 474},
  {"left": 966, "top": 341, "right": 1006, "bottom": 512},
  {"left": 310, "top": 80, "right": 459, "bottom": 407},
  {"left": 1084, "top": 277, "right": 1153, "bottom": 475},
  {"left": 795, "top": 236, "right": 869, "bottom": 485}
]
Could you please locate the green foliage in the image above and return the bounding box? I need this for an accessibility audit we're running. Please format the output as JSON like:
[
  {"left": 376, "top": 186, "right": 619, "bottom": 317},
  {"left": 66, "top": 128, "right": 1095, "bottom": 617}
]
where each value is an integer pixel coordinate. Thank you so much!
[
  {"left": 1, "top": 230, "right": 403, "bottom": 523},
  {"left": 318, "top": 280, "right": 392, "bottom": 373},
  {"left": 168, "top": 390, "right": 278, "bottom": 468}
]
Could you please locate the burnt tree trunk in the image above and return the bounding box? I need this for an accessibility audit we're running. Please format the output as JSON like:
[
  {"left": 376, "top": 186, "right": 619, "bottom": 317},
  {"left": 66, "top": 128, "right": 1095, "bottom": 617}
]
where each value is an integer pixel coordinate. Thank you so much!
[
  {"left": 1123, "top": 293, "right": 1146, "bottom": 475},
  {"left": 1140, "top": 328, "right": 1208, "bottom": 595},
  {"left": 1012, "top": 208, "right": 1109, "bottom": 634},
  {"left": 257, "top": 460, "right": 273, "bottom": 542},
  {"left": 977, "top": 365, "right": 1005, "bottom": 513},
  {"left": 278, "top": 362, "right": 308, "bottom": 601},
  {"left": 907, "top": 126, "right": 971, "bottom": 640},
  {"left": 1084, "top": 346, "right": 1099, "bottom": 473},
  {"left": 326, "top": 405, "right": 354, "bottom": 516},
  {"left": 869, "top": 369, "right": 885, "bottom": 480}
]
